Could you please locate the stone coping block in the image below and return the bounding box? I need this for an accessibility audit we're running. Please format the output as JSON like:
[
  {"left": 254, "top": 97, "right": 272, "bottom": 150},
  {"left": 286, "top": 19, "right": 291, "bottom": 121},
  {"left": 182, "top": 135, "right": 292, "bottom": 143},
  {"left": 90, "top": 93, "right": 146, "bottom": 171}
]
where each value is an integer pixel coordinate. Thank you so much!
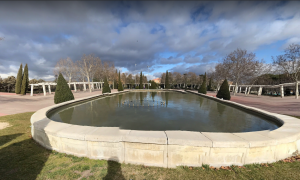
[
  {"left": 201, "top": 132, "right": 249, "bottom": 148},
  {"left": 165, "top": 131, "right": 212, "bottom": 147},
  {"left": 233, "top": 132, "right": 278, "bottom": 147},
  {"left": 123, "top": 130, "right": 167, "bottom": 144},
  {"left": 86, "top": 127, "right": 131, "bottom": 142},
  {"left": 30, "top": 90, "right": 300, "bottom": 168}
]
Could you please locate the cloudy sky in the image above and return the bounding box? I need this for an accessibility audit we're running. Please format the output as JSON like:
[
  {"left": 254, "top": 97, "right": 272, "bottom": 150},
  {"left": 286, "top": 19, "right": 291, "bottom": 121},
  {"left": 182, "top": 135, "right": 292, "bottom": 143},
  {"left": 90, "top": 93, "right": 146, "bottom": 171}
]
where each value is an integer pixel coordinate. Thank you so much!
[{"left": 0, "top": 1, "right": 300, "bottom": 81}]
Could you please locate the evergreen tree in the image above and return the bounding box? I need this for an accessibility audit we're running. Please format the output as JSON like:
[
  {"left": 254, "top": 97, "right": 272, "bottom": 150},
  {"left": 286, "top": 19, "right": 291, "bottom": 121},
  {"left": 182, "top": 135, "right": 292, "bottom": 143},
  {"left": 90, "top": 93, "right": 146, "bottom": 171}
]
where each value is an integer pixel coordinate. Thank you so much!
[
  {"left": 54, "top": 73, "right": 74, "bottom": 104},
  {"left": 21, "top": 64, "right": 29, "bottom": 95},
  {"left": 150, "top": 80, "right": 157, "bottom": 89},
  {"left": 208, "top": 78, "right": 212, "bottom": 91},
  {"left": 139, "top": 71, "right": 143, "bottom": 89},
  {"left": 165, "top": 71, "right": 170, "bottom": 89},
  {"left": 15, "top": 64, "right": 23, "bottom": 94},
  {"left": 102, "top": 76, "right": 111, "bottom": 93},
  {"left": 114, "top": 69, "right": 118, "bottom": 89},
  {"left": 118, "top": 71, "right": 123, "bottom": 91},
  {"left": 216, "top": 79, "right": 231, "bottom": 100},
  {"left": 198, "top": 72, "right": 207, "bottom": 94}
]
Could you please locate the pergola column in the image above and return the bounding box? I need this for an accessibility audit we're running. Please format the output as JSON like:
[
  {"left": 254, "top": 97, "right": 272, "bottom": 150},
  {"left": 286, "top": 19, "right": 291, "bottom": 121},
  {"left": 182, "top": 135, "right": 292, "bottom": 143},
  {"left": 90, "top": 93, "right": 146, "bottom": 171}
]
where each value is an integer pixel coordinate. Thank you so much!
[
  {"left": 247, "top": 87, "right": 251, "bottom": 95},
  {"left": 244, "top": 87, "right": 248, "bottom": 95},
  {"left": 30, "top": 84, "right": 34, "bottom": 96},
  {"left": 84, "top": 82, "right": 86, "bottom": 91},
  {"left": 74, "top": 83, "right": 77, "bottom": 92},
  {"left": 42, "top": 84, "right": 46, "bottom": 96},
  {"left": 48, "top": 85, "right": 51, "bottom": 94},
  {"left": 258, "top": 86, "right": 262, "bottom": 96},
  {"left": 280, "top": 85, "right": 284, "bottom": 98},
  {"left": 239, "top": 87, "right": 241, "bottom": 93}
]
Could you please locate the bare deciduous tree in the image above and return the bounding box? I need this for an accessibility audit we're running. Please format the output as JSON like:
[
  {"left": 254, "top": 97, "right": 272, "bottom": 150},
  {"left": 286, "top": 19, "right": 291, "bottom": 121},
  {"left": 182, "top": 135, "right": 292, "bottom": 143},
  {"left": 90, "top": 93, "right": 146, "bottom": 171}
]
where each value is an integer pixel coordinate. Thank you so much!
[
  {"left": 273, "top": 43, "right": 300, "bottom": 99},
  {"left": 54, "top": 57, "right": 77, "bottom": 85},
  {"left": 77, "top": 54, "right": 101, "bottom": 92},
  {"left": 223, "top": 48, "right": 258, "bottom": 95}
]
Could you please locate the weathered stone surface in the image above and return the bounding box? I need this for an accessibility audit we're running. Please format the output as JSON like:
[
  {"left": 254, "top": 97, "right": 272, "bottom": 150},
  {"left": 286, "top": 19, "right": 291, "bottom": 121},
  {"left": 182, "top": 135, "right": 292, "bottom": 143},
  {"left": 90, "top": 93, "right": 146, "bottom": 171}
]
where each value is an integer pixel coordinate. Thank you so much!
[
  {"left": 167, "top": 145, "right": 210, "bottom": 168},
  {"left": 245, "top": 146, "right": 276, "bottom": 164},
  {"left": 44, "top": 121, "right": 72, "bottom": 136},
  {"left": 208, "top": 147, "right": 247, "bottom": 167},
  {"left": 124, "top": 142, "right": 168, "bottom": 167},
  {"left": 56, "top": 125, "right": 98, "bottom": 140},
  {"left": 123, "top": 130, "right": 167, "bottom": 144},
  {"left": 166, "top": 131, "right": 212, "bottom": 147},
  {"left": 88, "top": 141, "right": 125, "bottom": 162},
  {"left": 233, "top": 132, "right": 277, "bottom": 147},
  {"left": 60, "top": 137, "right": 88, "bottom": 157},
  {"left": 85, "top": 127, "right": 130, "bottom": 142},
  {"left": 202, "top": 132, "right": 249, "bottom": 148}
]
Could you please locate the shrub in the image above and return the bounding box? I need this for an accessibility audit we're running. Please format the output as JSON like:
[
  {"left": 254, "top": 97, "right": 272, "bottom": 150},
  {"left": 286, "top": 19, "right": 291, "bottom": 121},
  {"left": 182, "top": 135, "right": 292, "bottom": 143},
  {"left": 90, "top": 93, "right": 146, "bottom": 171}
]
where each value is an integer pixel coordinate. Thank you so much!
[
  {"left": 54, "top": 73, "right": 74, "bottom": 104},
  {"left": 15, "top": 64, "right": 23, "bottom": 94},
  {"left": 21, "top": 64, "right": 29, "bottom": 95},
  {"left": 216, "top": 79, "right": 231, "bottom": 100},
  {"left": 198, "top": 72, "right": 207, "bottom": 94},
  {"left": 102, "top": 77, "right": 111, "bottom": 93},
  {"left": 149, "top": 80, "right": 158, "bottom": 89}
]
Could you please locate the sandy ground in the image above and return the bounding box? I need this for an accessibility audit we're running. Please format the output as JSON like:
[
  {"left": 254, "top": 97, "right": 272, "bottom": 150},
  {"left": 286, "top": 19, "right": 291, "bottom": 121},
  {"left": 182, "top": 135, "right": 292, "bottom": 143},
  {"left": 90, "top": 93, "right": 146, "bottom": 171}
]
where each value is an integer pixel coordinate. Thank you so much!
[
  {"left": 0, "top": 122, "right": 10, "bottom": 130},
  {"left": 0, "top": 89, "right": 299, "bottom": 117}
]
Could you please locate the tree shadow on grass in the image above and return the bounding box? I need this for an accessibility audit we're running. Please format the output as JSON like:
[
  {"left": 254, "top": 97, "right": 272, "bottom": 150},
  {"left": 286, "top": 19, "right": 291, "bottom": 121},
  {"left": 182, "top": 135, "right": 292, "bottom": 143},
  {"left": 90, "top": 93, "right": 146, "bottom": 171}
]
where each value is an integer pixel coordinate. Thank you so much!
[
  {"left": 0, "top": 135, "right": 51, "bottom": 180},
  {"left": 103, "top": 157, "right": 125, "bottom": 180},
  {"left": 0, "top": 133, "right": 23, "bottom": 147}
]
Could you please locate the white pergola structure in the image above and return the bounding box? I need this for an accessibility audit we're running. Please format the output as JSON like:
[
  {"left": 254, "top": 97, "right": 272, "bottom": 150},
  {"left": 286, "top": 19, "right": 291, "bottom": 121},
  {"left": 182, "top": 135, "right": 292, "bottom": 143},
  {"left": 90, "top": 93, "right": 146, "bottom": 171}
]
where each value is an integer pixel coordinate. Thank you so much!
[
  {"left": 229, "top": 81, "right": 300, "bottom": 98},
  {"left": 125, "top": 83, "right": 151, "bottom": 89},
  {"left": 29, "top": 82, "right": 104, "bottom": 96}
]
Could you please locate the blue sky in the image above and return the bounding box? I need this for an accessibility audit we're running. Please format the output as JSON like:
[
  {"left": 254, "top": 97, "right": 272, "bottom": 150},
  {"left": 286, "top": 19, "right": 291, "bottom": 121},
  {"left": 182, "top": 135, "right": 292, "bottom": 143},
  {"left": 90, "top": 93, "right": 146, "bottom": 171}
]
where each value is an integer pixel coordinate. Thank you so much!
[{"left": 0, "top": 1, "right": 300, "bottom": 80}]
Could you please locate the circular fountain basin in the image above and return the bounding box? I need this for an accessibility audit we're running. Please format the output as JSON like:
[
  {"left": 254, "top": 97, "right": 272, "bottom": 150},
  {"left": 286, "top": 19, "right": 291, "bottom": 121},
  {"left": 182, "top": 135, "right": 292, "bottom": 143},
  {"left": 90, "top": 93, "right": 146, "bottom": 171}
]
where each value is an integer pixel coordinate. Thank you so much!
[{"left": 31, "top": 90, "right": 300, "bottom": 168}]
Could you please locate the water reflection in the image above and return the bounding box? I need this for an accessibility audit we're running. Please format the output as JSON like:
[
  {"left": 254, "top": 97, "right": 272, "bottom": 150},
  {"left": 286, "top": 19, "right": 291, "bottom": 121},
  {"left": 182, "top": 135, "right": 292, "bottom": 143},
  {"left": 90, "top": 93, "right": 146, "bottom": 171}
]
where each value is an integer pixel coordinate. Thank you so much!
[{"left": 49, "top": 92, "right": 280, "bottom": 132}]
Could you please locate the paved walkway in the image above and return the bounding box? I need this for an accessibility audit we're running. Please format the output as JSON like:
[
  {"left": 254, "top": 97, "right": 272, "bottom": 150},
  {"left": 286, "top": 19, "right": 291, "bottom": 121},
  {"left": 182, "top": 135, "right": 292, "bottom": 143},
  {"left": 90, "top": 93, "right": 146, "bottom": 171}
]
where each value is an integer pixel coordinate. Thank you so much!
[
  {"left": 204, "top": 91, "right": 300, "bottom": 117},
  {"left": 0, "top": 90, "right": 118, "bottom": 116},
  {"left": 1, "top": 89, "right": 299, "bottom": 117}
]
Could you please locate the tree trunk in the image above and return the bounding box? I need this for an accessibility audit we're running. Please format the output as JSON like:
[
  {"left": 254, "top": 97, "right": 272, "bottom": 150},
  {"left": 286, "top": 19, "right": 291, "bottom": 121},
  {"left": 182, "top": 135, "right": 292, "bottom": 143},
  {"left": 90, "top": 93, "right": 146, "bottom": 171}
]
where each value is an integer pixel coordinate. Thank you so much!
[
  {"left": 296, "top": 81, "right": 299, "bottom": 99},
  {"left": 233, "top": 82, "right": 238, "bottom": 96},
  {"left": 87, "top": 76, "right": 91, "bottom": 92}
]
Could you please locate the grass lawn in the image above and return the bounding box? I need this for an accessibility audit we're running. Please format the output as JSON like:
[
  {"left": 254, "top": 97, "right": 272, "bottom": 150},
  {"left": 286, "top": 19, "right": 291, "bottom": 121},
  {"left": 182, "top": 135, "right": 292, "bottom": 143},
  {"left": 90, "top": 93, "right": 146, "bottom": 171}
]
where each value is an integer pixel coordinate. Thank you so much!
[{"left": 1, "top": 112, "right": 300, "bottom": 180}]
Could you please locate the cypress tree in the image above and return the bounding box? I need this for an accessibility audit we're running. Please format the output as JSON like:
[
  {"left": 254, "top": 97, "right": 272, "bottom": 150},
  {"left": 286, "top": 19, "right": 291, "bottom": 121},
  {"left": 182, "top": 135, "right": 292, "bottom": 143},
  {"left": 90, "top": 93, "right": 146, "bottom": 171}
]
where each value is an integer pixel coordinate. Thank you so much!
[
  {"left": 198, "top": 72, "right": 207, "bottom": 94},
  {"left": 208, "top": 78, "right": 212, "bottom": 91},
  {"left": 54, "top": 73, "right": 74, "bottom": 104},
  {"left": 15, "top": 64, "right": 23, "bottom": 94},
  {"left": 114, "top": 69, "right": 118, "bottom": 89},
  {"left": 21, "top": 64, "right": 29, "bottom": 95},
  {"left": 139, "top": 71, "right": 143, "bottom": 89},
  {"left": 165, "top": 71, "right": 170, "bottom": 89},
  {"left": 216, "top": 79, "right": 231, "bottom": 100},
  {"left": 118, "top": 71, "right": 123, "bottom": 91},
  {"left": 102, "top": 76, "right": 111, "bottom": 93}
]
